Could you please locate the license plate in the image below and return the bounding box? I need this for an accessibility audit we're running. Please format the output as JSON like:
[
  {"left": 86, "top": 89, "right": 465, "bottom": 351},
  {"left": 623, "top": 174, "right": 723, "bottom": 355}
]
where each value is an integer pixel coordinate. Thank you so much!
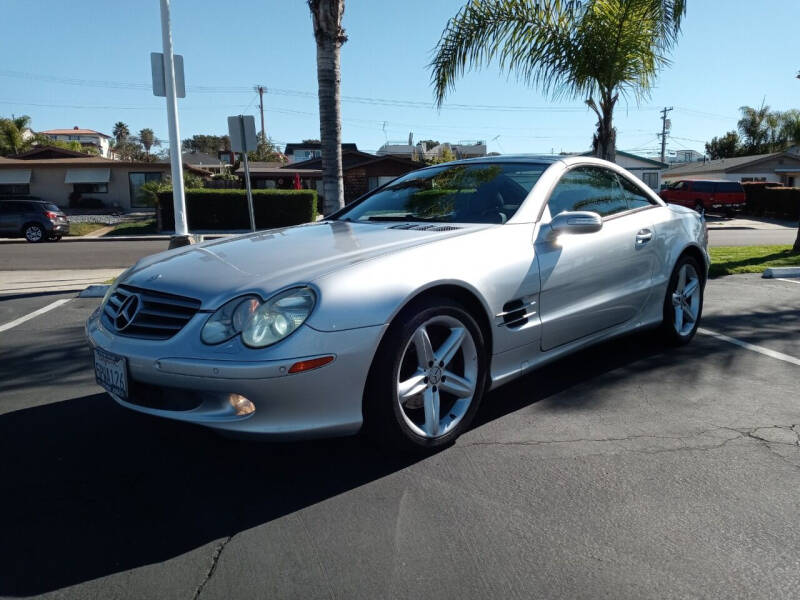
[{"left": 94, "top": 348, "right": 128, "bottom": 400}]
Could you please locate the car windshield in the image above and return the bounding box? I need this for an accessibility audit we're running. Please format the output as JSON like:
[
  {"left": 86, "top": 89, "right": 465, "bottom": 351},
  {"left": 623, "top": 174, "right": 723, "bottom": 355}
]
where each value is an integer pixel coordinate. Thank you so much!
[{"left": 336, "top": 162, "right": 547, "bottom": 224}]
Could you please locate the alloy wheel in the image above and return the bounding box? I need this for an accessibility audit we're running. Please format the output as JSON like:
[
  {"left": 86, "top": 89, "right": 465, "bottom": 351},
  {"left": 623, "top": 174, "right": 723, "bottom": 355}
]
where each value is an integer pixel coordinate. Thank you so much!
[
  {"left": 25, "top": 225, "right": 43, "bottom": 242},
  {"left": 671, "top": 263, "right": 701, "bottom": 336},
  {"left": 396, "top": 315, "right": 478, "bottom": 439}
]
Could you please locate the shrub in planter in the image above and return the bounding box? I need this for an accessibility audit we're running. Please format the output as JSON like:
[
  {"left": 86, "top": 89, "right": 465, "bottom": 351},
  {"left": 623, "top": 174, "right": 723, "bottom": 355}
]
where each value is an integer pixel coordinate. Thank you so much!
[{"left": 157, "top": 188, "right": 317, "bottom": 231}]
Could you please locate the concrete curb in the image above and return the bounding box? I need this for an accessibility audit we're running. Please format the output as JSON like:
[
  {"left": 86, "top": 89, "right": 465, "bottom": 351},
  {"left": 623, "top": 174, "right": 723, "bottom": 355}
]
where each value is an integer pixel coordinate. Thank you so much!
[{"left": 762, "top": 267, "right": 800, "bottom": 279}]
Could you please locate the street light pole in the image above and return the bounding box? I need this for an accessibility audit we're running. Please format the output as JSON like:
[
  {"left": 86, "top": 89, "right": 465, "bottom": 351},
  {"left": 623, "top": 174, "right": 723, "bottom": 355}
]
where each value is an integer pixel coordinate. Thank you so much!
[{"left": 160, "top": 0, "right": 190, "bottom": 248}]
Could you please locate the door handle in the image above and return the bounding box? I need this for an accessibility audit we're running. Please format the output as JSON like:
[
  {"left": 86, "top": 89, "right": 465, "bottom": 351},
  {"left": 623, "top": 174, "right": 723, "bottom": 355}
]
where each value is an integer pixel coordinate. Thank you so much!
[{"left": 635, "top": 229, "right": 653, "bottom": 245}]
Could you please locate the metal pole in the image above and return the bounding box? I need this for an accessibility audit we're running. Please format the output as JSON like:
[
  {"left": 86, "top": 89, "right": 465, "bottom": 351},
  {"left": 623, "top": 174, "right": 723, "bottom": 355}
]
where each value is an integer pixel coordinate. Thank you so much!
[
  {"left": 160, "top": 0, "right": 188, "bottom": 243},
  {"left": 659, "top": 106, "right": 673, "bottom": 164},
  {"left": 240, "top": 116, "right": 256, "bottom": 232}
]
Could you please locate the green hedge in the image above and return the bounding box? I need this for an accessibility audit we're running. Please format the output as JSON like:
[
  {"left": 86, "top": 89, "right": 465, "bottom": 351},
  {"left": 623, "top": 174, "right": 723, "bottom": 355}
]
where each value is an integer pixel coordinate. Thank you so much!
[
  {"left": 742, "top": 183, "right": 800, "bottom": 219},
  {"left": 157, "top": 188, "right": 317, "bottom": 231}
]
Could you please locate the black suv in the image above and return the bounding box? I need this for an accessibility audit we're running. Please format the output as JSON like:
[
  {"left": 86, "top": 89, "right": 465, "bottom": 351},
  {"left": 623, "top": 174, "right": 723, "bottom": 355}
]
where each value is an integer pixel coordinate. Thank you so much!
[{"left": 0, "top": 199, "right": 70, "bottom": 242}]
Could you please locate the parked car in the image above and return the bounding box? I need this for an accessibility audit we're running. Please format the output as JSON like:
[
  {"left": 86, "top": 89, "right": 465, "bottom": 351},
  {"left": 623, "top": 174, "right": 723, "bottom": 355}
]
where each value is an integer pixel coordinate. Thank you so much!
[
  {"left": 0, "top": 199, "right": 70, "bottom": 242},
  {"left": 87, "top": 156, "right": 708, "bottom": 453},
  {"left": 659, "top": 179, "right": 746, "bottom": 214}
]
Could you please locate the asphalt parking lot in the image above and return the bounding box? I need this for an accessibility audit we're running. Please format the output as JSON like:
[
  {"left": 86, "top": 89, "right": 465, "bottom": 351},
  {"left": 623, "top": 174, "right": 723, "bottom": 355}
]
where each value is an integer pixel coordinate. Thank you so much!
[{"left": 1, "top": 274, "right": 799, "bottom": 599}]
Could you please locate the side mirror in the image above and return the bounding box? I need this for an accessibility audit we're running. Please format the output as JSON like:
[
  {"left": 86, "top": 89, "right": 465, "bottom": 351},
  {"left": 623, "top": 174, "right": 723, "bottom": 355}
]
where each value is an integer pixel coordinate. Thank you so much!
[{"left": 548, "top": 211, "right": 603, "bottom": 238}]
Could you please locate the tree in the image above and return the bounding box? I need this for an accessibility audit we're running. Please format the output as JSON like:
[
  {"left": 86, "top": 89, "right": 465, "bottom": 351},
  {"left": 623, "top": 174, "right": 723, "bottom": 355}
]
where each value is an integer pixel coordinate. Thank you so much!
[
  {"left": 779, "top": 109, "right": 800, "bottom": 148},
  {"left": 138, "top": 128, "right": 159, "bottom": 156},
  {"left": 182, "top": 134, "right": 231, "bottom": 155},
  {"left": 248, "top": 138, "right": 287, "bottom": 163},
  {"left": 309, "top": 0, "right": 347, "bottom": 214},
  {"left": 705, "top": 131, "right": 740, "bottom": 159},
  {"left": 425, "top": 145, "right": 457, "bottom": 165},
  {"left": 0, "top": 115, "right": 31, "bottom": 155},
  {"left": 429, "top": 0, "right": 686, "bottom": 162},
  {"left": 737, "top": 104, "right": 771, "bottom": 154},
  {"left": 112, "top": 122, "right": 130, "bottom": 144}
]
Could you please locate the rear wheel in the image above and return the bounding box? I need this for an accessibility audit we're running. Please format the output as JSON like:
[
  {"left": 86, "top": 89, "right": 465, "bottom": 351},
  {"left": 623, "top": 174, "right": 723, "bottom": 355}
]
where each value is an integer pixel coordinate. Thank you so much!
[
  {"left": 694, "top": 200, "right": 704, "bottom": 214},
  {"left": 364, "top": 297, "right": 487, "bottom": 453},
  {"left": 660, "top": 255, "right": 704, "bottom": 346},
  {"left": 23, "top": 223, "right": 45, "bottom": 243}
]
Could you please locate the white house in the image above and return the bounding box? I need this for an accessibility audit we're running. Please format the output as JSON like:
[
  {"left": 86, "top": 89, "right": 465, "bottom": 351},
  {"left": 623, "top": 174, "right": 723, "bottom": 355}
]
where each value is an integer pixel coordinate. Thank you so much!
[
  {"left": 579, "top": 150, "right": 668, "bottom": 190},
  {"left": 40, "top": 127, "right": 114, "bottom": 158}
]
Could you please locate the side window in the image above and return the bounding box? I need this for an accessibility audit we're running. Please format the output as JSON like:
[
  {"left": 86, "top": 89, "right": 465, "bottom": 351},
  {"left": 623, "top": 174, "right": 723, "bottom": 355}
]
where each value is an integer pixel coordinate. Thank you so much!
[
  {"left": 617, "top": 174, "right": 658, "bottom": 210},
  {"left": 693, "top": 181, "right": 713, "bottom": 193},
  {"left": 548, "top": 166, "right": 628, "bottom": 218}
]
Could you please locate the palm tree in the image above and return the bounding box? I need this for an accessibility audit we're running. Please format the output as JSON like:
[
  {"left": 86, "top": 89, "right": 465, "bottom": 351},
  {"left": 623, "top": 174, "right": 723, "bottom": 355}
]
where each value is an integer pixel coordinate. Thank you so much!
[
  {"left": 430, "top": 0, "right": 686, "bottom": 161},
  {"left": 0, "top": 114, "right": 31, "bottom": 156},
  {"left": 737, "top": 104, "right": 771, "bottom": 154},
  {"left": 113, "top": 121, "right": 130, "bottom": 144},
  {"left": 138, "top": 128, "right": 159, "bottom": 157},
  {"left": 308, "top": 0, "right": 347, "bottom": 214}
]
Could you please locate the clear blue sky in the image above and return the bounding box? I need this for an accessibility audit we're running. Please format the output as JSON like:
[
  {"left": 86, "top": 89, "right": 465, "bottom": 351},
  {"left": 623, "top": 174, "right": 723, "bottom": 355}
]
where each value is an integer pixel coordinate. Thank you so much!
[{"left": 2, "top": 0, "right": 798, "bottom": 158}]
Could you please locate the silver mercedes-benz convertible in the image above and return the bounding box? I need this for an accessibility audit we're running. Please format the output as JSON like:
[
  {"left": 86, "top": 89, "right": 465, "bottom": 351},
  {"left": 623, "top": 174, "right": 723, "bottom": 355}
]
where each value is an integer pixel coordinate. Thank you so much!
[{"left": 87, "top": 155, "right": 708, "bottom": 452}]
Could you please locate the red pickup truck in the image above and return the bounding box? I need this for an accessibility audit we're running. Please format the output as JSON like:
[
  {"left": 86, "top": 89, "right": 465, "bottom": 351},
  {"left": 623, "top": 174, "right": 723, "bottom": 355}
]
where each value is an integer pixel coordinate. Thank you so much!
[{"left": 659, "top": 179, "right": 746, "bottom": 214}]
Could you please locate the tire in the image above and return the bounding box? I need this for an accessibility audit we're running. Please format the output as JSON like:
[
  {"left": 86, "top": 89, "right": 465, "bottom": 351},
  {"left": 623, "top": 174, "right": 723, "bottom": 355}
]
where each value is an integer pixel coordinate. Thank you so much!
[
  {"left": 23, "top": 223, "right": 45, "bottom": 243},
  {"left": 660, "top": 254, "right": 704, "bottom": 346},
  {"left": 364, "top": 296, "right": 488, "bottom": 453},
  {"left": 694, "top": 200, "right": 704, "bottom": 214}
]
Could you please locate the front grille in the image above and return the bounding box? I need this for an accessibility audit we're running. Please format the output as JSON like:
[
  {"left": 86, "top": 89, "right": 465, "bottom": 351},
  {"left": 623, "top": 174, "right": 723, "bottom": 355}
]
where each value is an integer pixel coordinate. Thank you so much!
[{"left": 102, "top": 284, "right": 201, "bottom": 340}]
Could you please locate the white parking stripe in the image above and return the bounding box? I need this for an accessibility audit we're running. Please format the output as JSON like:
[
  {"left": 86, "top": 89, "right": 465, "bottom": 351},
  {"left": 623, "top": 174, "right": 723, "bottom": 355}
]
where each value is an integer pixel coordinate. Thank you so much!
[
  {"left": 698, "top": 328, "right": 800, "bottom": 367},
  {"left": 776, "top": 278, "right": 800, "bottom": 285},
  {"left": 0, "top": 299, "right": 71, "bottom": 334}
]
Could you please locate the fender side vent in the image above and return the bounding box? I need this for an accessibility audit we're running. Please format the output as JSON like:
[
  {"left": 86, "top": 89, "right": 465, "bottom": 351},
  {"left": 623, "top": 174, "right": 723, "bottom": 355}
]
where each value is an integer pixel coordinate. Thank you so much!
[{"left": 501, "top": 299, "right": 527, "bottom": 328}]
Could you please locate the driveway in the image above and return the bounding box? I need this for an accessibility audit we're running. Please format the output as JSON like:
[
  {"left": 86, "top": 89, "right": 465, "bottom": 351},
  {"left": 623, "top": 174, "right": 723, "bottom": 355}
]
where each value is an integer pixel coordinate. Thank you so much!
[{"left": 1, "top": 274, "right": 799, "bottom": 599}]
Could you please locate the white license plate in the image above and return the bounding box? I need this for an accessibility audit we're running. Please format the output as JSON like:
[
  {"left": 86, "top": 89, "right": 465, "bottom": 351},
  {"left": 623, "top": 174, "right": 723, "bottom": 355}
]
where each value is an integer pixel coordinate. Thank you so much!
[{"left": 94, "top": 348, "right": 128, "bottom": 400}]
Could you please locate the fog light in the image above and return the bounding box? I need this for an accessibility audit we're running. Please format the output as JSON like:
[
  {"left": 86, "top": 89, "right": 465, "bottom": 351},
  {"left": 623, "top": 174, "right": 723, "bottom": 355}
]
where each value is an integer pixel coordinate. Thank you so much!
[{"left": 228, "top": 394, "right": 255, "bottom": 416}]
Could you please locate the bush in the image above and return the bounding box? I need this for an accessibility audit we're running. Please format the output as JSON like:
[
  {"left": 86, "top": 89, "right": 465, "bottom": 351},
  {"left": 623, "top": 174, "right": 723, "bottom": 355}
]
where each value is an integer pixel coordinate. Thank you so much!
[
  {"left": 157, "top": 188, "right": 317, "bottom": 231},
  {"left": 742, "top": 183, "right": 800, "bottom": 219}
]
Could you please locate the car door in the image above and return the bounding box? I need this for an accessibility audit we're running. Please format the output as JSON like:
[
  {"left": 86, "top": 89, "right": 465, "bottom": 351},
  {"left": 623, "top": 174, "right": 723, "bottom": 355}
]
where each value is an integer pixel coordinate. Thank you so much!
[
  {"left": 535, "top": 165, "right": 658, "bottom": 351},
  {"left": 0, "top": 201, "right": 23, "bottom": 234}
]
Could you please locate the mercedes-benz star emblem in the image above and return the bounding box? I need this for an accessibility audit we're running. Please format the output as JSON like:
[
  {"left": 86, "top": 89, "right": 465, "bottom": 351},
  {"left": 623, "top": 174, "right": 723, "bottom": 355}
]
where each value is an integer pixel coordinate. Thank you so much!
[{"left": 114, "top": 294, "right": 141, "bottom": 331}]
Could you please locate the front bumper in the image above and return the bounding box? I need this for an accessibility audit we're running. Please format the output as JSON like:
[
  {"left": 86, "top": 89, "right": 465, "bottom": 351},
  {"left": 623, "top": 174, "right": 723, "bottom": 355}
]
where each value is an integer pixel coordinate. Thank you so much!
[{"left": 86, "top": 307, "right": 387, "bottom": 440}]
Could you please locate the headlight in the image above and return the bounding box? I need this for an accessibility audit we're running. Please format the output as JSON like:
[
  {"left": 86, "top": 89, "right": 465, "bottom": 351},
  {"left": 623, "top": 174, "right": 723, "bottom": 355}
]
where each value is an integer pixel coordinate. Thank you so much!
[
  {"left": 201, "top": 295, "right": 261, "bottom": 344},
  {"left": 200, "top": 287, "right": 316, "bottom": 348},
  {"left": 242, "top": 287, "right": 316, "bottom": 348}
]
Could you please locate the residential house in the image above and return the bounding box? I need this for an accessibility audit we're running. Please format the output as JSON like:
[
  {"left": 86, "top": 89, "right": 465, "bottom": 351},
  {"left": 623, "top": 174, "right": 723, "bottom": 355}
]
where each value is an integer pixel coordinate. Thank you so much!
[
  {"left": 379, "top": 140, "right": 488, "bottom": 162},
  {"left": 661, "top": 151, "right": 800, "bottom": 187},
  {"left": 39, "top": 127, "right": 115, "bottom": 158},
  {"left": 236, "top": 149, "right": 420, "bottom": 205},
  {"left": 283, "top": 142, "right": 358, "bottom": 163},
  {"left": 11, "top": 145, "right": 95, "bottom": 160},
  {"left": 667, "top": 149, "right": 704, "bottom": 164},
  {"left": 377, "top": 142, "right": 420, "bottom": 160},
  {"left": 182, "top": 150, "right": 226, "bottom": 174},
  {"left": 0, "top": 156, "right": 208, "bottom": 210},
  {"left": 578, "top": 150, "right": 668, "bottom": 190}
]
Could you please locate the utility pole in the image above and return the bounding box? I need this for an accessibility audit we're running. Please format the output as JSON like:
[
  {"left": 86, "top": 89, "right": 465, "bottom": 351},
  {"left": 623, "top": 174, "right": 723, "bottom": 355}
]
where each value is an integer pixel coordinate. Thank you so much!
[
  {"left": 255, "top": 85, "right": 266, "bottom": 146},
  {"left": 658, "top": 106, "right": 673, "bottom": 164},
  {"left": 159, "top": 0, "right": 189, "bottom": 248}
]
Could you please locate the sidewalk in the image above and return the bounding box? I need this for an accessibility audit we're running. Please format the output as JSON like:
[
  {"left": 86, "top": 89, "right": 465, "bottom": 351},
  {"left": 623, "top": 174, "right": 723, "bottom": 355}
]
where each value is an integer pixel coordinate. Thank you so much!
[
  {"left": 0, "top": 232, "right": 241, "bottom": 243},
  {"left": 705, "top": 215, "right": 797, "bottom": 231},
  {"left": 0, "top": 269, "right": 123, "bottom": 296}
]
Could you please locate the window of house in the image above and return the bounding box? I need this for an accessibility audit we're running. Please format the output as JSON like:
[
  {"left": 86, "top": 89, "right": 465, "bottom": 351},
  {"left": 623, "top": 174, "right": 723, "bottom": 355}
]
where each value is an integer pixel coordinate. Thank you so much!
[
  {"left": 0, "top": 184, "right": 30, "bottom": 197},
  {"left": 617, "top": 174, "right": 658, "bottom": 210},
  {"left": 740, "top": 177, "right": 767, "bottom": 183},
  {"left": 73, "top": 183, "right": 108, "bottom": 194},
  {"left": 547, "top": 166, "right": 628, "bottom": 218},
  {"left": 642, "top": 172, "right": 659, "bottom": 189}
]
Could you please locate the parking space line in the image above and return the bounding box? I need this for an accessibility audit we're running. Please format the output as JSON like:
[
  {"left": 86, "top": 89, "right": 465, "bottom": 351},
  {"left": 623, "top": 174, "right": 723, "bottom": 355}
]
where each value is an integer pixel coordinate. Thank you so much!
[
  {"left": 0, "top": 299, "right": 72, "bottom": 333},
  {"left": 698, "top": 328, "right": 800, "bottom": 367},
  {"left": 776, "top": 278, "right": 800, "bottom": 285}
]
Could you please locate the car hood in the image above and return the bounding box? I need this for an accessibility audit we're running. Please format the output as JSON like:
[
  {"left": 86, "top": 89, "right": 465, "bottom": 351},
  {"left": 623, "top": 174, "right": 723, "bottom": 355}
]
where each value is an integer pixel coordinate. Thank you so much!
[{"left": 124, "top": 221, "right": 488, "bottom": 308}]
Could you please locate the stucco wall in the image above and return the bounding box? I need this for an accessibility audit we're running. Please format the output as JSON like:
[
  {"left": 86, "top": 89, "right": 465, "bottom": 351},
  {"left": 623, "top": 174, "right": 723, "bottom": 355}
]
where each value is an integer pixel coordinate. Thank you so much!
[{"left": 26, "top": 165, "right": 169, "bottom": 209}]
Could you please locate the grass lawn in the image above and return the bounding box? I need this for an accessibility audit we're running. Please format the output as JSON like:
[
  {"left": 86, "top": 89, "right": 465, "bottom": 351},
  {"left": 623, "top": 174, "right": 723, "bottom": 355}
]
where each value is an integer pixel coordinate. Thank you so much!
[
  {"left": 66, "top": 222, "right": 108, "bottom": 237},
  {"left": 709, "top": 245, "right": 800, "bottom": 277},
  {"left": 104, "top": 218, "right": 157, "bottom": 236}
]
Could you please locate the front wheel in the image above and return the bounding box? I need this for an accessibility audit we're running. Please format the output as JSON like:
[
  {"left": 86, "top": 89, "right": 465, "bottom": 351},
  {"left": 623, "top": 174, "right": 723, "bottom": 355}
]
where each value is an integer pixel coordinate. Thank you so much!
[
  {"left": 660, "top": 255, "right": 704, "bottom": 346},
  {"left": 364, "top": 298, "right": 487, "bottom": 453}
]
